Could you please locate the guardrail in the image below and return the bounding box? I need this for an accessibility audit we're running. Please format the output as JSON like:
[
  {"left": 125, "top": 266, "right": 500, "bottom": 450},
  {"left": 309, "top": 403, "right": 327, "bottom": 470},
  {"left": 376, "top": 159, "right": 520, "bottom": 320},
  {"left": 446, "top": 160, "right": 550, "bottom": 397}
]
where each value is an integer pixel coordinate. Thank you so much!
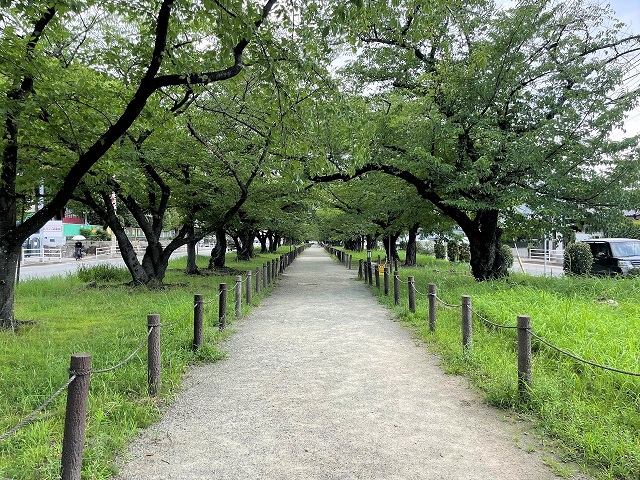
[
  {"left": 94, "top": 246, "right": 118, "bottom": 258},
  {"left": 21, "top": 248, "right": 62, "bottom": 263},
  {"left": 527, "top": 248, "right": 563, "bottom": 263}
]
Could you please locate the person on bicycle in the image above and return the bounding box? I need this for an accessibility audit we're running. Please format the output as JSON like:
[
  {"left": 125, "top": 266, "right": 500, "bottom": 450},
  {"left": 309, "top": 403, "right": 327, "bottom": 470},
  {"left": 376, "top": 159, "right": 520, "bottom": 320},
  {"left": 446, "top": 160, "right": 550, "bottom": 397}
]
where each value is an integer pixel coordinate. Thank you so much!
[{"left": 74, "top": 240, "right": 83, "bottom": 260}]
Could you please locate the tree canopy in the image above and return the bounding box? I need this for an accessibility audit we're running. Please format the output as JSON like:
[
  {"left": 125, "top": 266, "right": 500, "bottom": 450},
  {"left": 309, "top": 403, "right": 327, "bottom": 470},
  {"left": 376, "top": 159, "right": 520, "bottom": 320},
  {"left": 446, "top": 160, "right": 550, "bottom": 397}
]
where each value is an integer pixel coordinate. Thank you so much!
[{"left": 1, "top": 0, "right": 640, "bottom": 328}]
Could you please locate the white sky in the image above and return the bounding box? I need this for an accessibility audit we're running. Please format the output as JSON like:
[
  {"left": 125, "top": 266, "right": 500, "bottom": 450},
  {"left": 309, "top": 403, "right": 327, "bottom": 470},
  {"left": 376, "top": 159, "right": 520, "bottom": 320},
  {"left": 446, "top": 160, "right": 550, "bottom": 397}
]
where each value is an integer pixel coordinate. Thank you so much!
[{"left": 608, "top": 0, "right": 640, "bottom": 140}]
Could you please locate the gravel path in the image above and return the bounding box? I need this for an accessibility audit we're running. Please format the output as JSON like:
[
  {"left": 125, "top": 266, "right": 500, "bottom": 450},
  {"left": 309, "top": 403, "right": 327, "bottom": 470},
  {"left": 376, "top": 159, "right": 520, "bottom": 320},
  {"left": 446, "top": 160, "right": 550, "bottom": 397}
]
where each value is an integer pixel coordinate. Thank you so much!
[{"left": 115, "top": 246, "right": 585, "bottom": 479}]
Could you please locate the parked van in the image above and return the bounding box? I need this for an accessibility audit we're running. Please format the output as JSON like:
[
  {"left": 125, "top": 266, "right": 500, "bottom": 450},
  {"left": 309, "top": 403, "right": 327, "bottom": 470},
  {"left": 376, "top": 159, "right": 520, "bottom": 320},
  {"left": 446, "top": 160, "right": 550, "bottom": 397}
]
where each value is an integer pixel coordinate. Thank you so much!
[{"left": 581, "top": 238, "right": 640, "bottom": 276}]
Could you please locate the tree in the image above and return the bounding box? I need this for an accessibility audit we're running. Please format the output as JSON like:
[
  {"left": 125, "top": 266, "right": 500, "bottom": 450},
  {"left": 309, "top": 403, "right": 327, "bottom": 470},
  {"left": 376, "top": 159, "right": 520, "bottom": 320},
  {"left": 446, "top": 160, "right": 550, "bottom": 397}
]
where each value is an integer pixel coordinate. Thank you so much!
[
  {"left": 0, "top": 0, "right": 281, "bottom": 328},
  {"left": 316, "top": 0, "right": 640, "bottom": 280}
]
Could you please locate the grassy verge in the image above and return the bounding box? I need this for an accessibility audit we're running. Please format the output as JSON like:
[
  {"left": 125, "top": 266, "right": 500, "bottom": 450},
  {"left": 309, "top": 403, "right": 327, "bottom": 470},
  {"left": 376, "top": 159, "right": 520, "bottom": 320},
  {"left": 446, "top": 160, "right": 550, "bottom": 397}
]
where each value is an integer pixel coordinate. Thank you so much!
[
  {"left": 0, "top": 248, "right": 292, "bottom": 479},
  {"left": 339, "top": 248, "right": 639, "bottom": 480}
]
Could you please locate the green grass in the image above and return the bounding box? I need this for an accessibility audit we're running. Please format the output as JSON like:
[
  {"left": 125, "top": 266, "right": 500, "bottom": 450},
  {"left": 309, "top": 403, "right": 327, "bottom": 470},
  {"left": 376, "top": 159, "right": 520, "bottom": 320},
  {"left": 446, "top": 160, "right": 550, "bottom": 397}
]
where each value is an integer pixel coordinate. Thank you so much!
[
  {"left": 339, "top": 248, "right": 640, "bottom": 480},
  {"left": 0, "top": 248, "right": 296, "bottom": 479}
]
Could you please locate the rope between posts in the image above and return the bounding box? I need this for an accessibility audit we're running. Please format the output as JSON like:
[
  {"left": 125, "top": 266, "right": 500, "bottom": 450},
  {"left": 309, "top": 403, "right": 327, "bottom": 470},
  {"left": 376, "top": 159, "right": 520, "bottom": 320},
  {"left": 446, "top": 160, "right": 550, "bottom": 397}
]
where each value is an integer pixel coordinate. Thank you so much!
[
  {"left": 389, "top": 272, "right": 640, "bottom": 378},
  {"left": 0, "top": 273, "right": 252, "bottom": 442},
  {"left": 410, "top": 283, "right": 429, "bottom": 297},
  {"left": 434, "top": 294, "right": 462, "bottom": 308},
  {"left": 471, "top": 308, "right": 519, "bottom": 329},
  {"left": 160, "top": 303, "right": 198, "bottom": 327},
  {"left": 529, "top": 330, "right": 640, "bottom": 377},
  {"left": 0, "top": 375, "right": 77, "bottom": 442},
  {"left": 92, "top": 327, "right": 155, "bottom": 374},
  {"left": 202, "top": 289, "right": 225, "bottom": 305}
]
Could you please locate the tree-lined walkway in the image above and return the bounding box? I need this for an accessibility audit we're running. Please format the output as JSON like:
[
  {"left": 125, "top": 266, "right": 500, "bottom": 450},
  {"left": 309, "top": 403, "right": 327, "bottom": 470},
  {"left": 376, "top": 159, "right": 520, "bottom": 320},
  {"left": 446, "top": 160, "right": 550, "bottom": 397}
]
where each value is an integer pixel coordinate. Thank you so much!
[{"left": 115, "top": 245, "right": 584, "bottom": 479}]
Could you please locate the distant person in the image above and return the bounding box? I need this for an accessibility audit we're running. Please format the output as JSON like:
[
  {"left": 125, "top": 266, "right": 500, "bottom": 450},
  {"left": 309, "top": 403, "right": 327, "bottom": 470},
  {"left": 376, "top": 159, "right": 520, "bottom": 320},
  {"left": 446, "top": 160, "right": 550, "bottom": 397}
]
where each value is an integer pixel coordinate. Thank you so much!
[{"left": 74, "top": 240, "right": 83, "bottom": 260}]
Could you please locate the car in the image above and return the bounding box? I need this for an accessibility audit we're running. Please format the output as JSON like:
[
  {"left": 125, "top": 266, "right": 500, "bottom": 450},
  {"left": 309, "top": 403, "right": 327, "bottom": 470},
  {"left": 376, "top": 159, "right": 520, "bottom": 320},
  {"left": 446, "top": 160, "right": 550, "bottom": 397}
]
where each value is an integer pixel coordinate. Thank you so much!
[{"left": 581, "top": 238, "right": 640, "bottom": 276}]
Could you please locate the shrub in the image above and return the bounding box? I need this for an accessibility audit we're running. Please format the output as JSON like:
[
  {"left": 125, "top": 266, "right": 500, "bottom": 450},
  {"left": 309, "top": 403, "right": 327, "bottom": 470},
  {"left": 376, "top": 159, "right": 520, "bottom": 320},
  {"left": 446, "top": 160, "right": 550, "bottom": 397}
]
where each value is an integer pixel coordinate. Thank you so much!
[
  {"left": 563, "top": 242, "right": 593, "bottom": 275},
  {"left": 501, "top": 244, "right": 514, "bottom": 269},
  {"left": 446, "top": 240, "right": 459, "bottom": 262},
  {"left": 79, "top": 227, "right": 111, "bottom": 241},
  {"left": 490, "top": 244, "right": 515, "bottom": 277},
  {"left": 77, "top": 264, "right": 131, "bottom": 283},
  {"left": 434, "top": 241, "right": 446, "bottom": 259}
]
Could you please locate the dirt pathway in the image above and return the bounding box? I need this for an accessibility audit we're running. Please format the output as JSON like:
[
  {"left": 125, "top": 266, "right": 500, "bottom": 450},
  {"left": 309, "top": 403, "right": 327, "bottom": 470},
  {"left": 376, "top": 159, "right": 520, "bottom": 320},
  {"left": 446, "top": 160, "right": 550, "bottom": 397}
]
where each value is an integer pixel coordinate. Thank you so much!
[{"left": 115, "top": 245, "right": 585, "bottom": 479}]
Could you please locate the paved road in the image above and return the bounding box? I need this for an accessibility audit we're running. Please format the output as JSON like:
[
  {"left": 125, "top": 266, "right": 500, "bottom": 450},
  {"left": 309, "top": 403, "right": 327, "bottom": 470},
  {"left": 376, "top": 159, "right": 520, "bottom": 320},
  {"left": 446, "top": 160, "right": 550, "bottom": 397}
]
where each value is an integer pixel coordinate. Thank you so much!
[
  {"left": 512, "top": 260, "right": 564, "bottom": 277},
  {"left": 17, "top": 250, "right": 189, "bottom": 280},
  {"left": 18, "top": 256, "right": 130, "bottom": 280},
  {"left": 115, "top": 245, "right": 585, "bottom": 480}
]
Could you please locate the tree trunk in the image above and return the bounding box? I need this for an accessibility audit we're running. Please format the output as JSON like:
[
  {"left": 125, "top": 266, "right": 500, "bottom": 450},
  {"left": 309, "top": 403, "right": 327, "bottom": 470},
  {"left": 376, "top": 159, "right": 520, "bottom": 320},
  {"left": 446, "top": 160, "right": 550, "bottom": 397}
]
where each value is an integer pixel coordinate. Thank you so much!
[
  {"left": 209, "top": 228, "right": 227, "bottom": 269},
  {"left": 0, "top": 241, "right": 20, "bottom": 330},
  {"left": 366, "top": 234, "right": 376, "bottom": 251},
  {"left": 383, "top": 233, "right": 400, "bottom": 263},
  {"left": 256, "top": 232, "right": 268, "bottom": 254},
  {"left": 236, "top": 230, "right": 255, "bottom": 261},
  {"left": 271, "top": 233, "right": 281, "bottom": 253},
  {"left": 465, "top": 210, "right": 508, "bottom": 280},
  {"left": 186, "top": 241, "right": 199, "bottom": 274},
  {"left": 404, "top": 224, "right": 419, "bottom": 266},
  {"left": 139, "top": 240, "right": 171, "bottom": 284},
  {"left": 267, "top": 233, "right": 275, "bottom": 252},
  {"left": 113, "top": 227, "right": 150, "bottom": 285}
]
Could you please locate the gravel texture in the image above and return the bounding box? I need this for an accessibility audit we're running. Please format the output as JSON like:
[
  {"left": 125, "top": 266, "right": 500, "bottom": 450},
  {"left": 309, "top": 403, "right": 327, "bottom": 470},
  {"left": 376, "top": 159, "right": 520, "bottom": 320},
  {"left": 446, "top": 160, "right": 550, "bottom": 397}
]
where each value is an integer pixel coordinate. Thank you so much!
[{"left": 115, "top": 246, "right": 588, "bottom": 479}]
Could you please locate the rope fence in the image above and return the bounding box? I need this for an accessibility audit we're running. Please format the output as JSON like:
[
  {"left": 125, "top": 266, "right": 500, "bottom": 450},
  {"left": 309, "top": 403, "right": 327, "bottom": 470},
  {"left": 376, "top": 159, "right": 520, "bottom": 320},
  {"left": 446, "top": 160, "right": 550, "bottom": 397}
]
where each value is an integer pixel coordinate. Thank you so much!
[
  {"left": 0, "top": 244, "right": 309, "bottom": 480},
  {"left": 325, "top": 247, "right": 640, "bottom": 402}
]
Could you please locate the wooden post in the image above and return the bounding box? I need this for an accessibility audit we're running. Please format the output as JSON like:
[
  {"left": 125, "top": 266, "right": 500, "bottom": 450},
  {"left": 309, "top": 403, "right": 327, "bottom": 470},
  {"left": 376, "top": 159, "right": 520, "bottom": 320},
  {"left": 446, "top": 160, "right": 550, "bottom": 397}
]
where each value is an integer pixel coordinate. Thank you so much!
[
  {"left": 266, "top": 261, "right": 271, "bottom": 285},
  {"left": 255, "top": 267, "right": 261, "bottom": 294},
  {"left": 61, "top": 353, "right": 91, "bottom": 480},
  {"left": 348, "top": 254, "right": 352, "bottom": 270},
  {"left": 246, "top": 271, "right": 252, "bottom": 305},
  {"left": 393, "top": 269, "right": 400, "bottom": 306},
  {"left": 193, "top": 294, "right": 203, "bottom": 351},
  {"left": 383, "top": 266, "right": 389, "bottom": 295},
  {"left": 218, "top": 283, "right": 227, "bottom": 330},
  {"left": 147, "top": 314, "right": 161, "bottom": 396},
  {"left": 518, "top": 315, "right": 532, "bottom": 401},
  {"left": 462, "top": 295, "right": 472, "bottom": 352},
  {"left": 408, "top": 276, "right": 415, "bottom": 313},
  {"left": 235, "top": 276, "right": 242, "bottom": 318},
  {"left": 358, "top": 259, "right": 363, "bottom": 279},
  {"left": 428, "top": 284, "right": 437, "bottom": 332},
  {"left": 273, "top": 258, "right": 277, "bottom": 278},
  {"left": 374, "top": 263, "right": 380, "bottom": 288},
  {"left": 263, "top": 264, "right": 267, "bottom": 288},
  {"left": 368, "top": 262, "right": 373, "bottom": 285}
]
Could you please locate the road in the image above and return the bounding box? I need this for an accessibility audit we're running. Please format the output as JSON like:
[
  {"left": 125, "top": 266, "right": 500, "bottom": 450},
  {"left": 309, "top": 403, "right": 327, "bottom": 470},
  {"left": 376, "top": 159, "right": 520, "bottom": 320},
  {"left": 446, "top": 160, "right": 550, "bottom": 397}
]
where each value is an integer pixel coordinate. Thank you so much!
[
  {"left": 17, "top": 256, "right": 134, "bottom": 281},
  {"left": 16, "top": 251, "right": 561, "bottom": 281},
  {"left": 512, "top": 260, "right": 564, "bottom": 277},
  {"left": 17, "top": 250, "right": 189, "bottom": 281}
]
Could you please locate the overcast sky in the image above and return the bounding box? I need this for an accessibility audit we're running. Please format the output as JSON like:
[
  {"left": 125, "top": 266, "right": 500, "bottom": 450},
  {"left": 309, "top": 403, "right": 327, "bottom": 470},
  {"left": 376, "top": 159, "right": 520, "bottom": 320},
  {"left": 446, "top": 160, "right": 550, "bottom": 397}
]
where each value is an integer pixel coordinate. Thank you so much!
[{"left": 608, "top": 0, "right": 640, "bottom": 139}]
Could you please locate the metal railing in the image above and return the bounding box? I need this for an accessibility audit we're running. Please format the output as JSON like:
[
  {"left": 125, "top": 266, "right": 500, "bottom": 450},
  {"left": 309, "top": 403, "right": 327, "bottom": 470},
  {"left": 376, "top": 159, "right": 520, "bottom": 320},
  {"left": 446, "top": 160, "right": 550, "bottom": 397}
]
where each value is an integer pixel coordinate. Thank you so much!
[
  {"left": 21, "top": 248, "right": 63, "bottom": 263},
  {"left": 527, "top": 248, "right": 564, "bottom": 263},
  {"left": 94, "top": 246, "right": 120, "bottom": 258}
]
